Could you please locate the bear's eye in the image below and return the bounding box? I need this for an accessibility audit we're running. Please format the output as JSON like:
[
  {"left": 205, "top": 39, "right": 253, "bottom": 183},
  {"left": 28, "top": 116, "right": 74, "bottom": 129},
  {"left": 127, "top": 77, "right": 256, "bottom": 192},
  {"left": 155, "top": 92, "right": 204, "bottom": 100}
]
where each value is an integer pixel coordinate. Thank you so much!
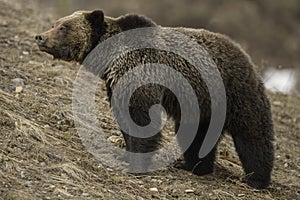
[{"left": 59, "top": 26, "right": 67, "bottom": 31}]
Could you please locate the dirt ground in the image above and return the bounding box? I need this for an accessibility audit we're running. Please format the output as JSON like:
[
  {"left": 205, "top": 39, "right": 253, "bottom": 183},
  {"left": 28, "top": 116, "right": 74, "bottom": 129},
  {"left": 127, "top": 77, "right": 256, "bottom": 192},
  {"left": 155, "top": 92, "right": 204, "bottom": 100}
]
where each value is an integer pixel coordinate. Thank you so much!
[{"left": 0, "top": 0, "right": 299, "bottom": 199}]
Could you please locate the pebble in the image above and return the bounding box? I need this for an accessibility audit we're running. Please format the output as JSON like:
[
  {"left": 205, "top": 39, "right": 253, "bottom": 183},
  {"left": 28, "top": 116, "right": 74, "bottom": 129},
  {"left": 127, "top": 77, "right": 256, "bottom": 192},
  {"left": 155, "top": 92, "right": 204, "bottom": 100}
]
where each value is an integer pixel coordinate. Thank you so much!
[
  {"left": 4, "top": 86, "right": 15, "bottom": 92},
  {"left": 14, "top": 35, "right": 20, "bottom": 41},
  {"left": 15, "top": 86, "right": 23, "bottom": 93},
  {"left": 82, "top": 192, "right": 89, "bottom": 197},
  {"left": 108, "top": 135, "right": 122, "bottom": 144},
  {"left": 20, "top": 171, "right": 25, "bottom": 178},
  {"left": 44, "top": 125, "right": 50, "bottom": 129},
  {"left": 273, "top": 101, "right": 282, "bottom": 106},
  {"left": 151, "top": 179, "right": 163, "bottom": 184},
  {"left": 149, "top": 187, "right": 158, "bottom": 192},
  {"left": 185, "top": 189, "right": 194, "bottom": 193},
  {"left": 11, "top": 78, "right": 24, "bottom": 85},
  {"left": 107, "top": 168, "right": 113, "bottom": 172},
  {"left": 1, "top": 20, "right": 8, "bottom": 26},
  {"left": 22, "top": 51, "right": 29, "bottom": 55},
  {"left": 49, "top": 185, "right": 55, "bottom": 189},
  {"left": 26, "top": 180, "right": 33, "bottom": 185}
]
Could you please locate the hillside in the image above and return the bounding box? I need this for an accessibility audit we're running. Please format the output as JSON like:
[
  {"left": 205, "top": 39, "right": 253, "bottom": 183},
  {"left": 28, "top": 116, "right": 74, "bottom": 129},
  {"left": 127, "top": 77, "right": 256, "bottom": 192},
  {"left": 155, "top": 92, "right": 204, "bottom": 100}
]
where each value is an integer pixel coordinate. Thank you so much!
[{"left": 0, "top": 0, "right": 299, "bottom": 199}]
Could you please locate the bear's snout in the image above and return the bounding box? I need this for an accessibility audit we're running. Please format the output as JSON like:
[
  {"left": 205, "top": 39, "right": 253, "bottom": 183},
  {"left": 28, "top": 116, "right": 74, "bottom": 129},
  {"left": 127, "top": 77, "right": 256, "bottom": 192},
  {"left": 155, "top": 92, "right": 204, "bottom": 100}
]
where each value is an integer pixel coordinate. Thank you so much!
[{"left": 35, "top": 34, "right": 48, "bottom": 44}]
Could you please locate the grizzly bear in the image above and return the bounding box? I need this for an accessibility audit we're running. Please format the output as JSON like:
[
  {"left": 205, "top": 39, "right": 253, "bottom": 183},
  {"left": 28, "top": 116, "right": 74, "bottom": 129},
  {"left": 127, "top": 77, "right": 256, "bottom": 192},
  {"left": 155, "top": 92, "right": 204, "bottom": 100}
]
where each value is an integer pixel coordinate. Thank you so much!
[{"left": 35, "top": 10, "right": 274, "bottom": 189}]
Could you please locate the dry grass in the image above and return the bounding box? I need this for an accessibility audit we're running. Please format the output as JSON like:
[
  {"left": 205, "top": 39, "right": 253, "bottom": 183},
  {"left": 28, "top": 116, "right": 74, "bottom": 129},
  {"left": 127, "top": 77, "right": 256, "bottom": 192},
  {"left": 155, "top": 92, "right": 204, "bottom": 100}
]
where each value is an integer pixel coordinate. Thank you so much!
[{"left": 0, "top": 0, "right": 299, "bottom": 199}]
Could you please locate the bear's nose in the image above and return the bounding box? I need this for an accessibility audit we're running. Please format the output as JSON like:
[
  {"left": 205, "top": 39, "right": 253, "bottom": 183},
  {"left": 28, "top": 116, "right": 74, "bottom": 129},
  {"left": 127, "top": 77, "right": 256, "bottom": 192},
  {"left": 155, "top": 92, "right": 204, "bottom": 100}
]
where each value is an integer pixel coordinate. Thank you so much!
[{"left": 35, "top": 34, "right": 48, "bottom": 43}]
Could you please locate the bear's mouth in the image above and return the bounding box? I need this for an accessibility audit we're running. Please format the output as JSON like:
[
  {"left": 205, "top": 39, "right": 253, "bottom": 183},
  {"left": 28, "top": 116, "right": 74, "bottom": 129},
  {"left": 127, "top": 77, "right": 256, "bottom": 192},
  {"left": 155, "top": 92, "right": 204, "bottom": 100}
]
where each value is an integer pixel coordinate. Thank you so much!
[
  {"left": 37, "top": 44, "right": 53, "bottom": 53},
  {"left": 38, "top": 44, "right": 74, "bottom": 61},
  {"left": 37, "top": 44, "right": 60, "bottom": 59}
]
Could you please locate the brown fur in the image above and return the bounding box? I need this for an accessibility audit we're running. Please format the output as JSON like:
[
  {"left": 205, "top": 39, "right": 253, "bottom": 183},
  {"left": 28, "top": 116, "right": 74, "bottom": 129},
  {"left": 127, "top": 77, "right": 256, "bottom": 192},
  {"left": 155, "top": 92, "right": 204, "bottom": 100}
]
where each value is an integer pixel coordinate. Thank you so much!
[{"left": 36, "top": 10, "right": 274, "bottom": 189}]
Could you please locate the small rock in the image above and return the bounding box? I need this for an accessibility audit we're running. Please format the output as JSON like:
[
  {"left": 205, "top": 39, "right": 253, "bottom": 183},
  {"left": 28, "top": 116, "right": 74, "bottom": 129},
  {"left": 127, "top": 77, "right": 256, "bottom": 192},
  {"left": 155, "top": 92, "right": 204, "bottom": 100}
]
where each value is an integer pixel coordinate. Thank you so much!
[
  {"left": 26, "top": 180, "right": 33, "bottom": 185},
  {"left": 273, "top": 101, "right": 282, "bottom": 106},
  {"left": 4, "top": 86, "right": 15, "bottom": 92},
  {"left": 28, "top": 61, "right": 42, "bottom": 65},
  {"left": 11, "top": 78, "right": 24, "bottom": 85},
  {"left": 149, "top": 187, "right": 158, "bottom": 192},
  {"left": 136, "top": 180, "right": 143, "bottom": 185},
  {"left": 237, "top": 194, "right": 245, "bottom": 197},
  {"left": 15, "top": 86, "right": 23, "bottom": 93},
  {"left": 284, "top": 163, "right": 288, "bottom": 168},
  {"left": 185, "top": 189, "right": 194, "bottom": 193},
  {"left": 44, "top": 125, "right": 50, "bottom": 129},
  {"left": 151, "top": 179, "right": 162, "bottom": 184},
  {"left": 108, "top": 135, "right": 122, "bottom": 144},
  {"left": 107, "top": 168, "right": 113, "bottom": 172},
  {"left": 1, "top": 20, "right": 8, "bottom": 26},
  {"left": 20, "top": 171, "right": 25, "bottom": 178},
  {"left": 136, "top": 196, "right": 144, "bottom": 200},
  {"left": 14, "top": 35, "right": 20, "bottom": 41},
  {"left": 82, "top": 192, "right": 89, "bottom": 197},
  {"left": 22, "top": 51, "right": 29, "bottom": 55},
  {"left": 49, "top": 185, "right": 55, "bottom": 189}
]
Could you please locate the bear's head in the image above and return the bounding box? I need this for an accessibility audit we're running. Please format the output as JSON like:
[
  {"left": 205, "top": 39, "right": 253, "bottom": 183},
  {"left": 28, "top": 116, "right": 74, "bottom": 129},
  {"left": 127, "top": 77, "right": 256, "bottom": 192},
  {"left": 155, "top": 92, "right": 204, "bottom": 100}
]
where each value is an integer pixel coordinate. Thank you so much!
[{"left": 35, "top": 10, "right": 104, "bottom": 63}]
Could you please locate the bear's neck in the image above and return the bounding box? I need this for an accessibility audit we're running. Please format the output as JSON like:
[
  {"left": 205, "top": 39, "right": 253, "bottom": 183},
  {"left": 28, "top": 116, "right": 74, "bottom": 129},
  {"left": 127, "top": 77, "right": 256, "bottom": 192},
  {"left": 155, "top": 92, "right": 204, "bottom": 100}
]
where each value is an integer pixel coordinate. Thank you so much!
[
  {"left": 95, "top": 15, "right": 157, "bottom": 82},
  {"left": 116, "top": 14, "right": 157, "bottom": 30},
  {"left": 100, "top": 17, "right": 123, "bottom": 42},
  {"left": 100, "top": 14, "right": 157, "bottom": 42}
]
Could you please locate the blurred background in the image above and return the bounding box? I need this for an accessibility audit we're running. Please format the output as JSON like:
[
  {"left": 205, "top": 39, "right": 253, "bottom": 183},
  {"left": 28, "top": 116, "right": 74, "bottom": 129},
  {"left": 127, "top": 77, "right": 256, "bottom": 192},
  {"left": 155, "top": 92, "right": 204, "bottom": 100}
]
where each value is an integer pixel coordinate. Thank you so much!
[{"left": 37, "top": 0, "right": 300, "bottom": 94}]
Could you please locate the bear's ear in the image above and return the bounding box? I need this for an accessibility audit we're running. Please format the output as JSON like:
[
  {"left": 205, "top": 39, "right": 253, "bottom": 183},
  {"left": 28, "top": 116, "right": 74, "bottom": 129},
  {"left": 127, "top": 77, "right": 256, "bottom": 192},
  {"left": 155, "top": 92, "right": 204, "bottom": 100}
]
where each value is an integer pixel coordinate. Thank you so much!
[{"left": 84, "top": 10, "right": 104, "bottom": 27}]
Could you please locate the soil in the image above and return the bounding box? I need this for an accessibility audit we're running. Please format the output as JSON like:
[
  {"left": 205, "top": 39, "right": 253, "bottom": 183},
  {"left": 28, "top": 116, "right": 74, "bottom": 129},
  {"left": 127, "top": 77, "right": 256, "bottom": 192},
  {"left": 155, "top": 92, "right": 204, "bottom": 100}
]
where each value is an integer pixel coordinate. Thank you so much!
[{"left": 0, "top": 0, "right": 299, "bottom": 199}]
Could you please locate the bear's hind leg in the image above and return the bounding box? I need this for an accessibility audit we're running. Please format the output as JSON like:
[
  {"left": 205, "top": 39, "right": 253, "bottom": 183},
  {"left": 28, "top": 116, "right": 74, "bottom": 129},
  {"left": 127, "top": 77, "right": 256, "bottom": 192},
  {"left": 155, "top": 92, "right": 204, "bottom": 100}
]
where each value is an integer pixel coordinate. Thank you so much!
[
  {"left": 227, "top": 82, "right": 274, "bottom": 189},
  {"left": 230, "top": 125, "right": 274, "bottom": 189}
]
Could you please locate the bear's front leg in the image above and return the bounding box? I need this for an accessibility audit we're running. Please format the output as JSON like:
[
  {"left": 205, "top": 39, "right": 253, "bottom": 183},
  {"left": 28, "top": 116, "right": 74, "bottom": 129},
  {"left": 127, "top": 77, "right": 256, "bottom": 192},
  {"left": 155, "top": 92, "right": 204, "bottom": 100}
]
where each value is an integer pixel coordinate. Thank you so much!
[{"left": 120, "top": 106, "right": 163, "bottom": 173}]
